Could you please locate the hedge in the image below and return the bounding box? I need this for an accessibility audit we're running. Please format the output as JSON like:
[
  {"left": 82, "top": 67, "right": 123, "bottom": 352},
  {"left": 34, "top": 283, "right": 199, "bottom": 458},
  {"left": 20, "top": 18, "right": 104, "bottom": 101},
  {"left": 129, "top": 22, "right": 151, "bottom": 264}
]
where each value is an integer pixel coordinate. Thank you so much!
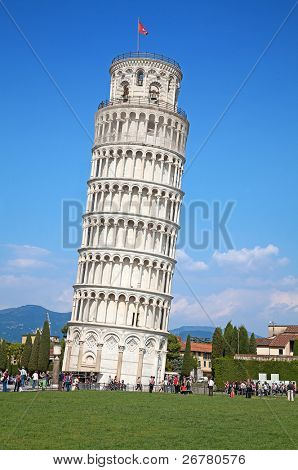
[{"left": 214, "top": 358, "right": 298, "bottom": 389}]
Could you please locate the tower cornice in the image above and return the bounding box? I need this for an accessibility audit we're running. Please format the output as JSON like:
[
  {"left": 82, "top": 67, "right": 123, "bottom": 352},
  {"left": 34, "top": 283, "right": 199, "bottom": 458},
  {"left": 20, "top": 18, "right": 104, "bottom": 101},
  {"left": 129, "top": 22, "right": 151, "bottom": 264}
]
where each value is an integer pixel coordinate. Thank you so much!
[
  {"left": 91, "top": 142, "right": 186, "bottom": 163},
  {"left": 87, "top": 177, "right": 185, "bottom": 197}
]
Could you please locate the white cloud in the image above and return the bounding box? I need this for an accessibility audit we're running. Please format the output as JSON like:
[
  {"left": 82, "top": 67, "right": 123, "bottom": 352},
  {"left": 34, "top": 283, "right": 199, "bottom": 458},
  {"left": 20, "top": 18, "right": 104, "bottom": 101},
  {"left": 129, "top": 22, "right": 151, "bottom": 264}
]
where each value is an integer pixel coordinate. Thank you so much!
[
  {"left": 3, "top": 244, "right": 53, "bottom": 270},
  {"left": 269, "top": 290, "right": 298, "bottom": 313},
  {"left": 57, "top": 288, "right": 73, "bottom": 305},
  {"left": 176, "top": 249, "right": 208, "bottom": 271},
  {"left": 8, "top": 258, "right": 52, "bottom": 268},
  {"left": 0, "top": 274, "right": 20, "bottom": 285},
  {"left": 5, "top": 244, "right": 50, "bottom": 257},
  {"left": 0, "top": 273, "right": 73, "bottom": 312},
  {"left": 279, "top": 276, "right": 298, "bottom": 287},
  {"left": 171, "top": 296, "right": 210, "bottom": 325},
  {"left": 212, "top": 244, "right": 288, "bottom": 271}
]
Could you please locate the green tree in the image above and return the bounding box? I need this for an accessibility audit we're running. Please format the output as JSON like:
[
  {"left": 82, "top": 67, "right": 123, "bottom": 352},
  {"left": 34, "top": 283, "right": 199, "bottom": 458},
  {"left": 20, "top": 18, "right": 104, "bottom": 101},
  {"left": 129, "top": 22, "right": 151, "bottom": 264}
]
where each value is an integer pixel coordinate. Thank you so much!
[
  {"left": 249, "top": 333, "right": 257, "bottom": 354},
  {"left": 0, "top": 340, "right": 8, "bottom": 370},
  {"left": 181, "top": 335, "right": 193, "bottom": 377},
  {"left": 21, "top": 335, "right": 32, "bottom": 368},
  {"left": 38, "top": 321, "right": 51, "bottom": 372},
  {"left": 61, "top": 324, "right": 69, "bottom": 338},
  {"left": 230, "top": 326, "right": 239, "bottom": 355},
  {"left": 165, "top": 334, "right": 181, "bottom": 371},
  {"left": 293, "top": 340, "right": 298, "bottom": 356},
  {"left": 28, "top": 330, "right": 40, "bottom": 372},
  {"left": 191, "top": 355, "right": 198, "bottom": 372},
  {"left": 212, "top": 327, "right": 224, "bottom": 361},
  {"left": 7, "top": 342, "right": 24, "bottom": 373},
  {"left": 223, "top": 321, "right": 234, "bottom": 357},
  {"left": 239, "top": 325, "right": 249, "bottom": 354},
  {"left": 171, "top": 356, "right": 183, "bottom": 373}
]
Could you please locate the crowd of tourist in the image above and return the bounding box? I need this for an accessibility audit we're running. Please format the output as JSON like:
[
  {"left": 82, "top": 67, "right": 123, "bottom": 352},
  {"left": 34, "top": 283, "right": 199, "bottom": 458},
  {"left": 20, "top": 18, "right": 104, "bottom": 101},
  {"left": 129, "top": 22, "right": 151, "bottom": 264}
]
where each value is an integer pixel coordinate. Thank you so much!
[
  {"left": 1, "top": 367, "right": 296, "bottom": 401},
  {"left": 139, "top": 374, "right": 193, "bottom": 394},
  {"left": 224, "top": 380, "right": 296, "bottom": 400},
  {"left": 0, "top": 367, "right": 52, "bottom": 392}
]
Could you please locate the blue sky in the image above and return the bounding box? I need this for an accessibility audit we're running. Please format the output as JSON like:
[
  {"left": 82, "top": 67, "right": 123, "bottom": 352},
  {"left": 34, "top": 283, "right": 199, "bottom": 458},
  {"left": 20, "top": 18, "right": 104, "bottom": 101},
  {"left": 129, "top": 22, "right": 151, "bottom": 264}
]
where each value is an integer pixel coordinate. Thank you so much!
[{"left": 0, "top": 0, "right": 297, "bottom": 335}]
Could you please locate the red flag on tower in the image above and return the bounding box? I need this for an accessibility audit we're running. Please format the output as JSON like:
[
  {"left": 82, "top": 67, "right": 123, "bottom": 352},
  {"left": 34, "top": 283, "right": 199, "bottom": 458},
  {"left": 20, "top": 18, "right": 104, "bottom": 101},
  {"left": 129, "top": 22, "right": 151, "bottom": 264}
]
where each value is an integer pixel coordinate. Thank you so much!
[{"left": 138, "top": 20, "right": 148, "bottom": 36}]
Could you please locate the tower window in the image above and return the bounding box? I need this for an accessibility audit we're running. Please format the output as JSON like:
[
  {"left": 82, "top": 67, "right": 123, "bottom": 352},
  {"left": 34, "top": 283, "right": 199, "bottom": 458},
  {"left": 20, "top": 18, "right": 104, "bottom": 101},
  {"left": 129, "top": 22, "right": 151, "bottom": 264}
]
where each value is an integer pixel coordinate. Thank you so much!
[
  {"left": 149, "top": 83, "right": 160, "bottom": 102},
  {"left": 136, "top": 70, "right": 144, "bottom": 86},
  {"left": 122, "top": 82, "right": 129, "bottom": 101}
]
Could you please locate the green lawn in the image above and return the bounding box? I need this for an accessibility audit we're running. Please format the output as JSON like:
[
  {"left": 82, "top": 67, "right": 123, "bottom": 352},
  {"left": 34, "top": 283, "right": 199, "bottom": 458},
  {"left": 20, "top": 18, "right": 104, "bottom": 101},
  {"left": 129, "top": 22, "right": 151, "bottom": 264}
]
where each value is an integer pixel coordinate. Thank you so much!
[{"left": 0, "top": 391, "right": 297, "bottom": 450}]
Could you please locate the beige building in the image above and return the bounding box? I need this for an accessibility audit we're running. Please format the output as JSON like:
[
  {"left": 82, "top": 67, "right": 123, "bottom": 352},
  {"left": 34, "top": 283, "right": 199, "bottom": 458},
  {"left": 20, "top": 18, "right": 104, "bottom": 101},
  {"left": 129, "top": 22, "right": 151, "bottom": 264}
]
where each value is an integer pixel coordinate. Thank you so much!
[
  {"left": 256, "top": 324, "right": 298, "bottom": 357},
  {"left": 180, "top": 339, "right": 212, "bottom": 377},
  {"left": 21, "top": 331, "right": 60, "bottom": 345}
]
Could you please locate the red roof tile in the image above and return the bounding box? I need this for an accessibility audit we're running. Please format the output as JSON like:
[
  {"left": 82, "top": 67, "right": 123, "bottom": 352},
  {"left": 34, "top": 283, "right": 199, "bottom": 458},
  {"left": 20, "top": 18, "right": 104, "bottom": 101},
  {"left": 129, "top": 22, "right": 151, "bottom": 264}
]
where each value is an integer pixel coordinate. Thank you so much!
[
  {"left": 180, "top": 341, "right": 212, "bottom": 353},
  {"left": 256, "top": 338, "right": 272, "bottom": 346},
  {"left": 270, "top": 333, "right": 298, "bottom": 347},
  {"left": 257, "top": 333, "right": 298, "bottom": 348},
  {"left": 284, "top": 326, "right": 298, "bottom": 333}
]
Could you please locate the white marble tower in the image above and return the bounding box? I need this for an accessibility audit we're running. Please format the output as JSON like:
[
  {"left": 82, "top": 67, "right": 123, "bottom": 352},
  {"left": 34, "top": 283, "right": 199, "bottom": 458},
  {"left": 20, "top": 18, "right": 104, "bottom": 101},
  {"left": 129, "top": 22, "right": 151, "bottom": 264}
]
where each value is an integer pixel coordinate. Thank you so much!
[{"left": 63, "top": 52, "right": 189, "bottom": 385}]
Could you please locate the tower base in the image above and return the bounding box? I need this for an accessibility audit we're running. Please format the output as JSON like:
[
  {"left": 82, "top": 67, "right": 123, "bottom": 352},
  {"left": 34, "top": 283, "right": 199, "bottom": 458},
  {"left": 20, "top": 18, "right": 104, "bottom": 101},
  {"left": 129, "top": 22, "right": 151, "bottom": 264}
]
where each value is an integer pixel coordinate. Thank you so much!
[{"left": 63, "top": 324, "right": 168, "bottom": 386}]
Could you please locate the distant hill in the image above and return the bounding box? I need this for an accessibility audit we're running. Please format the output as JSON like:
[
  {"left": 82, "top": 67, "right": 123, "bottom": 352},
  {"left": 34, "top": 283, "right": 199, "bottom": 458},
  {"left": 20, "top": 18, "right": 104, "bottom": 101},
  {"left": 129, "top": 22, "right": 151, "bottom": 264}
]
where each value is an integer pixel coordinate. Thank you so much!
[
  {"left": 0, "top": 305, "right": 71, "bottom": 342},
  {"left": 0, "top": 306, "right": 260, "bottom": 343},
  {"left": 170, "top": 325, "right": 215, "bottom": 341},
  {"left": 170, "top": 325, "right": 260, "bottom": 341}
]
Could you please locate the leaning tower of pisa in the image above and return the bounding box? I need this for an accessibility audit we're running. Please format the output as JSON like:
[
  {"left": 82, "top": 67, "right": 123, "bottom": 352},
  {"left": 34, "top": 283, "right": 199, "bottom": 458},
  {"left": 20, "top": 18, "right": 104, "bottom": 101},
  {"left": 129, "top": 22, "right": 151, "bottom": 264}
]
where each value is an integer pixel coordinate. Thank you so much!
[{"left": 63, "top": 52, "right": 189, "bottom": 385}]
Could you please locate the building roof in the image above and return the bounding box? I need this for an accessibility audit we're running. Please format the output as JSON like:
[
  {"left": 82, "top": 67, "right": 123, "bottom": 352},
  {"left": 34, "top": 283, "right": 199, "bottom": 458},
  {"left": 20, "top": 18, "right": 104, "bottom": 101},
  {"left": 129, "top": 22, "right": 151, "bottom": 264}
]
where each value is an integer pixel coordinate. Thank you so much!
[
  {"left": 284, "top": 326, "right": 298, "bottom": 333},
  {"left": 256, "top": 337, "right": 272, "bottom": 346},
  {"left": 180, "top": 341, "right": 212, "bottom": 353},
  {"left": 270, "top": 334, "right": 298, "bottom": 347},
  {"left": 257, "top": 333, "right": 298, "bottom": 348}
]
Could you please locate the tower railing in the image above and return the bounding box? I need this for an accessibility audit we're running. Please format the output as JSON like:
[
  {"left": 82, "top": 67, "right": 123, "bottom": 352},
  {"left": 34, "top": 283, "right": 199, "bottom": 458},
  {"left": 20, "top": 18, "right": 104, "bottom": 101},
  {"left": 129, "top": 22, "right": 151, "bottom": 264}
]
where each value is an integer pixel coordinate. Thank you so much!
[
  {"left": 97, "top": 97, "right": 187, "bottom": 119},
  {"left": 111, "top": 52, "right": 182, "bottom": 72}
]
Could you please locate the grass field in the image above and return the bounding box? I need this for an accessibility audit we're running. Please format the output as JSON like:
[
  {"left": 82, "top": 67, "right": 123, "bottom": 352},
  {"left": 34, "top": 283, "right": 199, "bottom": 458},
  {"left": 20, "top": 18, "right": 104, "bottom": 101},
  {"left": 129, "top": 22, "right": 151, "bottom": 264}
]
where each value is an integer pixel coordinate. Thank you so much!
[{"left": 0, "top": 391, "right": 297, "bottom": 450}]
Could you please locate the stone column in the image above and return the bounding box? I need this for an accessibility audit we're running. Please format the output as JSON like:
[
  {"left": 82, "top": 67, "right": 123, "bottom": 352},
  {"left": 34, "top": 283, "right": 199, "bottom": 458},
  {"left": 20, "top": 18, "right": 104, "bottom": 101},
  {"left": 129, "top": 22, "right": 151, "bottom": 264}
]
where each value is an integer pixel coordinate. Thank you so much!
[
  {"left": 52, "top": 352, "right": 61, "bottom": 389},
  {"left": 77, "top": 340, "right": 85, "bottom": 371},
  {"left": 156, "top": 350, "right": 162, "bottom": 384},
  {"left": 136, "top": 347, "right": 145, "bottom": 382},
  {"left": 116, "top": 346, "right": 125, "bottom": 381},
  {"left": 95, "top": 343, "right": 104, "bottom": 373},
  {"left": 64, "top": 339, "right": 73, "bottom": 371}
]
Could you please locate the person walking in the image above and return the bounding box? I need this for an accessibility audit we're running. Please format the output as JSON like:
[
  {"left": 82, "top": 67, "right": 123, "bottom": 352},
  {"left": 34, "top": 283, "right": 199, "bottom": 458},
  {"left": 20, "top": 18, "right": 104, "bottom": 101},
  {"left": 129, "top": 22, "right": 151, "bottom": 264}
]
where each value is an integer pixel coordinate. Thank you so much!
[
  {"left": 58, "top": 371, "right": 64, "bottom": 391},
  {"left": 149, "top": 376, "right": 155, "bottom": 393},
  {"left": 208, "top": 377, "right": 214, "bottom": 396},
  {"left": 246, "top": 381, "right": 252, "bottom": 399},
  {"left": 65, "top": 373, "right": 72, "bottom": 392},
  {"left": 173, "top": 375, "right": 180, "bottom": 394},
  {"left": 287, "top": 382, "right": 295, "bottom": 402},
  {"left": 1, "top": 370, "right": 9, "bottom": 392},
  {"left": 20, "top": 367, "right": 27, "bottom": 387},
  {"left": 136, "top": 376, "right": 142, "bottom": 391},
  {"left": 32, "top": 371, "right": 39, "bottom": 390},
  {"left": 14, "top": 372, "right": 21, "bottom": 392}
]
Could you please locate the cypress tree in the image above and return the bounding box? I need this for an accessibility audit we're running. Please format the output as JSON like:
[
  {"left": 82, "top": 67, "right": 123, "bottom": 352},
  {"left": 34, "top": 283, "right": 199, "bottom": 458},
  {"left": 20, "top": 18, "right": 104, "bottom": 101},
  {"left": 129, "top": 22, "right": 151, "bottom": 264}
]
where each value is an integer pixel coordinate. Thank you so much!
[
  {"left": 231, "top": 326, "right": 239, "bottom": 355},
  {"left": 166, "top": 334, "right": 181, "bottom": 371},
  {"left": 38, "top": 321, "right": 51, "bottom": 372},
  {"left": 181, "top": 335, "right": 193, "bottom": 377},
  {"left": 0, "top": 340, "right": 8, "bottom": 370},
  {"left": 249, "top": 333, "right": 257, "bottom": 354},
  {"left": 212, "top": 327, "right": 224, "bottom": 361},
  {"left": 293, "top": 340, "right": 298, "bottom": 356},
  {"left": 21, "top": 335, "right": 32, "bottom": 369},
  {"left": 28, "top": 330, "right": 40, "bottom": 372},
  {"left": 223, "top": 321, "right": 234, "bottom": 356},
  {"left": 239, "top": 325, "right": 249, "bottom": 353}
]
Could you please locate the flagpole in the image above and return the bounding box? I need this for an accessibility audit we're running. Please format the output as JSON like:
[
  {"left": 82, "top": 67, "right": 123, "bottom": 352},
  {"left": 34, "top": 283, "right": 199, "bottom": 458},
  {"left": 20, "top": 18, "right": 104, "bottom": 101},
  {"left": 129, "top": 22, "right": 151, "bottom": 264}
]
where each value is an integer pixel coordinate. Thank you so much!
[{"left": 137, "top": 17, "right": 140, "bottom": 53}]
